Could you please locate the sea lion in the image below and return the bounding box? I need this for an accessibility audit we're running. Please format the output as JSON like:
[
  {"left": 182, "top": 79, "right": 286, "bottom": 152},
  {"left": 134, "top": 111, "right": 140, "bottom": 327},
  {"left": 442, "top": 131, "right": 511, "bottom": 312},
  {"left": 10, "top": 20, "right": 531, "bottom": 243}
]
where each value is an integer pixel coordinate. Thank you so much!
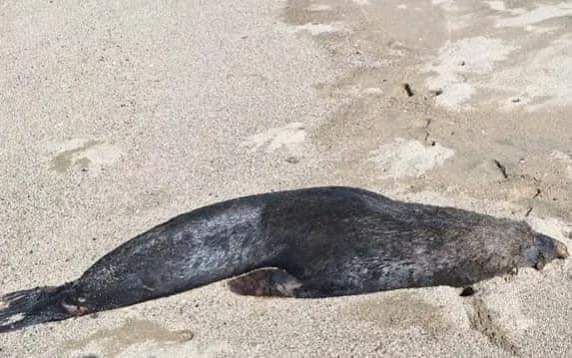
[{"left": 0, "top": 186, "right": 568, "bottom": 333}]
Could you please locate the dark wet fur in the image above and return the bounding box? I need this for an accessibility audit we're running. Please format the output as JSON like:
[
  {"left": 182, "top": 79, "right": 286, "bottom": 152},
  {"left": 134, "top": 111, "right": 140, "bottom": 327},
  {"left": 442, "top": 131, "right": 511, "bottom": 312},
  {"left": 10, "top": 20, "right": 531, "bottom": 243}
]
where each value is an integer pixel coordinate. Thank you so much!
[{"left": 1, "top": 186, "right": 568, "bottom": 333}]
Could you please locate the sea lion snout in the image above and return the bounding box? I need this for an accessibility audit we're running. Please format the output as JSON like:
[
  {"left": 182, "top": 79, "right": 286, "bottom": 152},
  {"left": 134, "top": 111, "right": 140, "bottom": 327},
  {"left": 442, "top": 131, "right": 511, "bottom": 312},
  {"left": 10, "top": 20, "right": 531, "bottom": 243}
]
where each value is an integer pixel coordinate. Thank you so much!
[
  {"left": 554, "top": 241, "right": 569, "bottom": 259},
  {"left": 531, "top": 233, "right": 569, "bottom": 264}
]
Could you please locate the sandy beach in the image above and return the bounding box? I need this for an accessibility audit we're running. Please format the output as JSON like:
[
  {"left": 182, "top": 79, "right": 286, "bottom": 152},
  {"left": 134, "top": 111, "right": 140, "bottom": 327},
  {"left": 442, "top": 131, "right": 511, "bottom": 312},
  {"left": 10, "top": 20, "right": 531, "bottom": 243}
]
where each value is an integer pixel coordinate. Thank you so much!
[{"left": 1, "top": 0, "right": 572, "bottom": 356}]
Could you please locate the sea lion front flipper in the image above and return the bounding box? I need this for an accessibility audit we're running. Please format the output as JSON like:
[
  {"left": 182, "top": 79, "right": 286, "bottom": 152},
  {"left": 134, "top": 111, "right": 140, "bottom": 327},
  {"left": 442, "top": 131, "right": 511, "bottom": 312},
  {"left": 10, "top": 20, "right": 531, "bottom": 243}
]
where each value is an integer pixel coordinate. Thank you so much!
[{"left": 227, "top": 268, "right": 303, "bottom": 297}]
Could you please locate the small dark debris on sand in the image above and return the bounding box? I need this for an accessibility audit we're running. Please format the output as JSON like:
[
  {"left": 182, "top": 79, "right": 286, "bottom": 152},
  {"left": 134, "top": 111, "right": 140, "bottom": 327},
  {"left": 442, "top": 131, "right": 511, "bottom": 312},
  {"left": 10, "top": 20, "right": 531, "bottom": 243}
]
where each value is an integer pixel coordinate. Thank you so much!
[
  {"left": 524, "top": 207, "right": 533, "bottom": 217},
  {"left": 430, "top": 89, "right": 443, "bottom": 97},
  {"left": 493, "top": 160, "right": 509, "bottom": 179},
  {"left": 403, "top": 83, "right": 414, "bottom": 97}
]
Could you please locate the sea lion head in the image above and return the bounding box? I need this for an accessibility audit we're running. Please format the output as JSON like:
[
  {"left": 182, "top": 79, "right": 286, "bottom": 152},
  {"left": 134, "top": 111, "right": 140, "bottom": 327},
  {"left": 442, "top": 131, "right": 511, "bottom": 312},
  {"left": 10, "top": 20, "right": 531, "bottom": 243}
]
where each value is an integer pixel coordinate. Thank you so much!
[{"left": 525, "top": 232, "right": 569, "bottom": 270}]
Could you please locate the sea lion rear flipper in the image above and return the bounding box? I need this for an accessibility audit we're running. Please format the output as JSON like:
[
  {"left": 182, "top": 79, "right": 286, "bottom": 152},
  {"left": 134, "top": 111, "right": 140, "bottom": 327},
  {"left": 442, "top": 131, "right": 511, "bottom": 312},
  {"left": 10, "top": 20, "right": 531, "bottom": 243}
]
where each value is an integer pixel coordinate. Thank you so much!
[
  {"left": 0, "top": 284, "right": 78, "bottom": 333},
  {"left": 227, "top": 268, "right": 303, "bottom": 297}
]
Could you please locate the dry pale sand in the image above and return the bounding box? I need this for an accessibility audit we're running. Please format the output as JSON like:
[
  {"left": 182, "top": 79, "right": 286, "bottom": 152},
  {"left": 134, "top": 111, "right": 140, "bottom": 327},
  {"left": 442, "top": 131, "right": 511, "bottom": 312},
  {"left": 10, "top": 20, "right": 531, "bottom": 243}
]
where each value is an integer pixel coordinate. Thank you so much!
[{"left": 1, "top": 0, "right": 572, "bottom": 356}]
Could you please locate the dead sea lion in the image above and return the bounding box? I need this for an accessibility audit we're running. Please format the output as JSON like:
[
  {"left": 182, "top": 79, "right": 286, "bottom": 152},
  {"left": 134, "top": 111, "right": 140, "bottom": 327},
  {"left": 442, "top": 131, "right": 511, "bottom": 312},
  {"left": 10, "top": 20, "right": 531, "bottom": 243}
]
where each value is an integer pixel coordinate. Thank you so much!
[{"left": 0, "top": 186, "right": 568, "bottom": 332}]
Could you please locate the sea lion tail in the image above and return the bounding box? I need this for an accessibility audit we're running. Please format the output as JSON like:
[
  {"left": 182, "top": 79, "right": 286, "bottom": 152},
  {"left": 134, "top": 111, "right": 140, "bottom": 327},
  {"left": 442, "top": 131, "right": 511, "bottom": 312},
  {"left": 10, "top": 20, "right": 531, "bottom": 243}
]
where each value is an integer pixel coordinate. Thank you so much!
[{"left": 0, "top": 284, "right": 75, "bottom": 333}]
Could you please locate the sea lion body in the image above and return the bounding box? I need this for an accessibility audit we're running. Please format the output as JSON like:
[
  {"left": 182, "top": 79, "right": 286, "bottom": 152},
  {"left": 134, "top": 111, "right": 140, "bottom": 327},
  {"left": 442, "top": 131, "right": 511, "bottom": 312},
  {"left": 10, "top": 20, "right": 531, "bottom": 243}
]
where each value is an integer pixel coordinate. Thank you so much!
[{"left": 0, "top": 186, "right": 568, "bottom": 332}]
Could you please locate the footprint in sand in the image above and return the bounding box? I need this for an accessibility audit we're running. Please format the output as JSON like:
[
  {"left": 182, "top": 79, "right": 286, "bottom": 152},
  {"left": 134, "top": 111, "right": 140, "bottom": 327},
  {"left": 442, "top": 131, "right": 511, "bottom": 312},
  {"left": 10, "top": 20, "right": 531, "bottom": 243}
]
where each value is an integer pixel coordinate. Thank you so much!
[
  {"left": 47, "top": 138, "right": 123, "bottom": 173},
  {"left": 242, "top": 122, "right": 306, "bottom": 154},
  {"left": 368, "top": 138, "right": 454, "bottom": 179}
]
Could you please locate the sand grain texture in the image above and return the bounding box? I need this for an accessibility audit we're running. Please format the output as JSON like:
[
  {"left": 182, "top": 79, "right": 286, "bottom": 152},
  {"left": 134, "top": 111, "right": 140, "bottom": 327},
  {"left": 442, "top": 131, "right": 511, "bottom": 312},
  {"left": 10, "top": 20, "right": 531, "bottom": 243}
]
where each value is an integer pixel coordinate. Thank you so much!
[{"left": 1, "top": 0, "right": 572, "bottom": 357}]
